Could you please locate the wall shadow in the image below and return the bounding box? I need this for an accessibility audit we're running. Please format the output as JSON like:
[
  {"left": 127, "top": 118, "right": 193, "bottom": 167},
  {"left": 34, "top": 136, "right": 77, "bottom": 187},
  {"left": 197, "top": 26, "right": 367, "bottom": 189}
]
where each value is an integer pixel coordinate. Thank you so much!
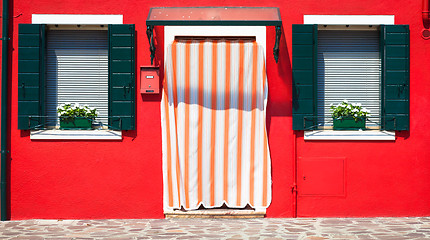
[{"left": 267, "top": 25, "right": 292, "bottom": 136}]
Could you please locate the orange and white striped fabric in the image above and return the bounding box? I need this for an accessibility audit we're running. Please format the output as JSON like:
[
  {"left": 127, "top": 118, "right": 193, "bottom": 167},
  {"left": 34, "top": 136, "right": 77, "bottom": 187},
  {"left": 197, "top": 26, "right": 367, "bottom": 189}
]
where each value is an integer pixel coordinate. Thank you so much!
[{"left": 161, "top": 40, "right": 271, "bottom": 211}]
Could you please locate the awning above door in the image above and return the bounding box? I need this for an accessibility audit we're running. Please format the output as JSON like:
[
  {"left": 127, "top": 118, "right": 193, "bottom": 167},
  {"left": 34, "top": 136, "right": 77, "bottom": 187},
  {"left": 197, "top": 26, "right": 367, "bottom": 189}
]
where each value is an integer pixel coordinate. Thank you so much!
[{"left": 146, "top": 7, "right": 282, "bottom": 64}]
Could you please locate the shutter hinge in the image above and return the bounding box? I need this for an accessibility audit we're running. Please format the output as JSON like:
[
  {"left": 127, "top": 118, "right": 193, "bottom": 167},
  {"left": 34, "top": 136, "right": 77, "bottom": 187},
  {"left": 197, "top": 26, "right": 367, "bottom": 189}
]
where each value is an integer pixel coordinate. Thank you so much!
[
  {"left": 291, "top": 183, "right": 297, "bottom": 194},
  {"left": 1, "top": 150, "right": 10, "bottom": 155}
]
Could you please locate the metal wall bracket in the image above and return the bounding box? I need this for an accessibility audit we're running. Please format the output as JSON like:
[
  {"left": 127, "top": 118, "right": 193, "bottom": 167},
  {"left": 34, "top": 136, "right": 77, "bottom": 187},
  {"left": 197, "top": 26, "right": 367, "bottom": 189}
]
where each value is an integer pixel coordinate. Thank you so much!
[
  {"left": 273, "top": 26, "right": 282, "bottom": 63},
  {"left": 146, "top": 25, "right": 156, "bottom": 65}
]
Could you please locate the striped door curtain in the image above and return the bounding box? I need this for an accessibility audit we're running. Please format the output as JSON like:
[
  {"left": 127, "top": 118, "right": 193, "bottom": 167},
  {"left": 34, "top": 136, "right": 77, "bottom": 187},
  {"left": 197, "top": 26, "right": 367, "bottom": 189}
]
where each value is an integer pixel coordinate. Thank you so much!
[{"left": 161, "top": 40, "right": 271, "bottom": 211}]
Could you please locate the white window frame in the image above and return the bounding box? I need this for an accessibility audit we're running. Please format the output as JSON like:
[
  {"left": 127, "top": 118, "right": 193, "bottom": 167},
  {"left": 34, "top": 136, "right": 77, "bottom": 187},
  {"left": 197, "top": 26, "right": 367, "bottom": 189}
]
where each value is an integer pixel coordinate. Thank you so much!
[
  {"left": 32, "top": 14, "right": 123, "bottom": 25},
  {"left": 303, "top": 15, "right": 395, "bottom": 141},
  {"left": 164, "top": 26, "right": 267, "bottom": 213},
  {"left": 304, "top": 15, "right": 394, "bottom": 25},
  {"left": 29, "top": 14, "right": 123, "bottom": 140},
  {"left": 164, "top": 26, "right": 266, "bottom": 63}
]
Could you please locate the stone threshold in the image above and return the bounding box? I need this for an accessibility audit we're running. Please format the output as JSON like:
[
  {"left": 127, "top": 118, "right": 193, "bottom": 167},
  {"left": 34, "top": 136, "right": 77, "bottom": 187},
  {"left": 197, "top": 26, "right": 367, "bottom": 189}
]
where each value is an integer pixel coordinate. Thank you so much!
[{"left": 165, "top": 209, "right": 266, "bottom": 219}]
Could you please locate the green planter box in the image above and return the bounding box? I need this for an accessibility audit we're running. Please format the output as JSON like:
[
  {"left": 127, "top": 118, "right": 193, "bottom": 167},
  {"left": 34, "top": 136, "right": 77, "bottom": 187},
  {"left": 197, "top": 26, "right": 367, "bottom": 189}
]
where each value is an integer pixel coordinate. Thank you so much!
[
  {"left": 333, "top": 117, "right": 365, "bottom": 130},
  {"left": 60, "top": 117, "right": 93, "bottom": 130}
]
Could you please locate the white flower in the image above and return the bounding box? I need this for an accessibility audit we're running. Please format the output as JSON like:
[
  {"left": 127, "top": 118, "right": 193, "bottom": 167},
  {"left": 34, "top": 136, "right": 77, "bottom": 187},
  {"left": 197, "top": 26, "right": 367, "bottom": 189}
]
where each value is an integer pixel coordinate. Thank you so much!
[
  {"left": 354, "top": 114, "right": 358, "bottom": 117},
  {"left": 352, "top": 108, "right": 359, "bottom": 112},
  {"left": 347, "top": 105, "right": 351, "bottom": 109},
  {"left": 343, "top": 99, "right": 348, "bottom": 103},
  {"left": 357, "top": 103, "right": 362, "bottom": 107}
]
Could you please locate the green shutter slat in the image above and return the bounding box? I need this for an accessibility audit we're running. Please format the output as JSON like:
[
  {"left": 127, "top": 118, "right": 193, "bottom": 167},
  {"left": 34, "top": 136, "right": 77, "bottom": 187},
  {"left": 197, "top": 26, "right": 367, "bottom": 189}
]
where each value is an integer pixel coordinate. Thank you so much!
[
  {"left": 385, "top": 71, "right": 408, "bottom": 85},
  {"left": 18, "top": 35, "right": 41, "bottom": 47},
  {"left": 111, "top": 61, "right": 134, "bottom": 73},
  {"left": 111, "top": 36, "right": 135, "bottom": 46},
  {"left": 292, "top": 24, "right": 317, "bottom": 130},
  {"left": 111, "top": 73, "right": 133, "bottom": 86},
  {"left": 383, "top": 115, "right": 409, "bottom": 130},
  {"left": 381, "top": 25, "right": 410, "bottom": 131},
  {"left": 111, "top": 48, "right": 133, "bottom": 60},
  {"left": 111, "top": 87, "right": 134, "bottom": 101},
  {"left": 18, "top": 48, "right": 40, "bottom": 59},
  {"left": 18, "top": 24, "right": 45, "bottom": 130},
  {"left": 18, "top": 60, "right": 40, "bottom": 73},
  {"left": 108, "top": 24, "right": 136, "bottom": 130},
  {"left": 18, "top": 73, "right": 41, "bottom": 86}
]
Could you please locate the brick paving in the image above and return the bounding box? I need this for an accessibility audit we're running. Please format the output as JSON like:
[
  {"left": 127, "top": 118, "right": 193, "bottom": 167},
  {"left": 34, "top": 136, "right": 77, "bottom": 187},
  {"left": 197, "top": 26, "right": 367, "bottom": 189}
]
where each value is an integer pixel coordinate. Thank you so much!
[{"left": 1, "top": 217, "right": 430, "bottom": 239}]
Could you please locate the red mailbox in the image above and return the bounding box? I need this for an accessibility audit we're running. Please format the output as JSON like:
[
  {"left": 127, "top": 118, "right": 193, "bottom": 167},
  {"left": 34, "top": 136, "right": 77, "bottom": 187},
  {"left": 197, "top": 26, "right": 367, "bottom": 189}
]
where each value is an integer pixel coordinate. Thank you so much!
[{"left": 140, "top": 66, "right": 160, "bottom": 94}]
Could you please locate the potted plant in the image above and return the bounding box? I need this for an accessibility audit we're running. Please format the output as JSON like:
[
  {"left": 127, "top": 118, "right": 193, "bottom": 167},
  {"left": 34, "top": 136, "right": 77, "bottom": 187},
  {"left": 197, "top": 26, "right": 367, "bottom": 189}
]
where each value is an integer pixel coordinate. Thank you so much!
[
  {"left": 330, "top": 100, "right": 370, "bottom": 130},
  {"left": 57, "top": 103, "right": 98, "bottom": 129}
]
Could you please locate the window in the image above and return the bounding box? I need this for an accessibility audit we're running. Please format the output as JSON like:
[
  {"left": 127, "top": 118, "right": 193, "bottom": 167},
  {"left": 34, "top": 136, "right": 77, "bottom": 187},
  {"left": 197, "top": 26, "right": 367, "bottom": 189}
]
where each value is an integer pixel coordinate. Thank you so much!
[
  {"left": 292, "top": 24, "right": 410, "bottom": 131},
  {"left": 46, "top": 29, "right": 109, "bottom": 127},
  {"left": 17, "top": 24, "right": 136, "bottom": 131},
  {"left": 317, "top": 28, "right": 381, "bottom": 129}
]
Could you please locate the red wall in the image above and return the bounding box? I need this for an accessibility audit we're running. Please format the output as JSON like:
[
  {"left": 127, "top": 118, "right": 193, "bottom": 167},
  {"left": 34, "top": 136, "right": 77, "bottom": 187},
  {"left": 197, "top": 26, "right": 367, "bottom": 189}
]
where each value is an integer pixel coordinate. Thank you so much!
[{"left": 7, "top": 0, "right": 430, "bottom": 219}]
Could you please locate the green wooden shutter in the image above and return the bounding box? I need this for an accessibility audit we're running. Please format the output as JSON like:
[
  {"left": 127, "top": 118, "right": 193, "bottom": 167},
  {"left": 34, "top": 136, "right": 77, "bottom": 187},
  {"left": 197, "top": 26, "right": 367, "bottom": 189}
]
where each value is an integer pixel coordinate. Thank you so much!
[
  {"left": 18, "top": 24, "right": 46, "bottom": 130},
  {"left": 108, "top": 24, "right": 136, "bottom": 130},
  {"left": 292, "top": 24, "right": 317, "bottom": 130},
  {"left": 381, "top": 25, "right": 410, "bottom": 131}
]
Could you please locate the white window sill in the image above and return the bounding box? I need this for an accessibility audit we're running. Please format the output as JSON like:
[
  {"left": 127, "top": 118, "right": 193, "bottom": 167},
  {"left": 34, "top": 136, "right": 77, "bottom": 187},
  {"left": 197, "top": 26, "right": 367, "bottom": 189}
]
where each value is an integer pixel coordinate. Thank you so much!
[
  {"left": 304, "top": 130, "right": 395, "bottom": 141},
  {"left": 30, "top": 129, "right": 122, "bottom": 140}
]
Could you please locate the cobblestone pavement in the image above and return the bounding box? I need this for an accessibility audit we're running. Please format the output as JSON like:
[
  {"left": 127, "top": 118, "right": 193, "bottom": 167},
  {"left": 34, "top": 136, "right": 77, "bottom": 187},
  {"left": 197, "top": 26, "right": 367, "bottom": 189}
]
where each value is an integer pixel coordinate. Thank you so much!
[{"left": 1, "top": 217, "right": 430, "bottom": 239}]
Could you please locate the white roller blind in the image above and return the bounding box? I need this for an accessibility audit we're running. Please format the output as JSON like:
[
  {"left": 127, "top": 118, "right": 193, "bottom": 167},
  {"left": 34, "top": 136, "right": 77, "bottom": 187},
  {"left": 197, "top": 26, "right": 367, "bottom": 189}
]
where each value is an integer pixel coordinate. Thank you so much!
[
  {"left": 317, "top": 30, "right": 381, "bottom": 128},
  {"left": 46, "top": 30, "right": 108, "bottom": 126}
]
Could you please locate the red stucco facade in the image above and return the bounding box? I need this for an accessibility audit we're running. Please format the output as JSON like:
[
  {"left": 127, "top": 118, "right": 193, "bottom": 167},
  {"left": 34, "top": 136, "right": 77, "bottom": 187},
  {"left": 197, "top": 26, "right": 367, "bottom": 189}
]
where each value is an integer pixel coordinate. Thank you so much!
[{"left": 2, "top": 0, "right": 430, "bottom": 219}]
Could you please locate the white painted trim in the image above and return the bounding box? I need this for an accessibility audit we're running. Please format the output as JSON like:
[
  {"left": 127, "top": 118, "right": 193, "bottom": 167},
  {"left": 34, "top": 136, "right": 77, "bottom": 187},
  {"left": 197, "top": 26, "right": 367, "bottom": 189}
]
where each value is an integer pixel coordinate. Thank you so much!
[
  {"left": 164, "top": 26, "right": 266, "bottom": 62},
  {"left": 304, "top": 15, "right": 395, "bottom": 25},
  {"left": 32, "top": 14, "right": 123, "bottom": 24},
  {"left": 30, "top": 130, "right": 122, "bottom": 140},
  {"left": 304, "top": 130, "right": 395, "bottom": 141}
]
